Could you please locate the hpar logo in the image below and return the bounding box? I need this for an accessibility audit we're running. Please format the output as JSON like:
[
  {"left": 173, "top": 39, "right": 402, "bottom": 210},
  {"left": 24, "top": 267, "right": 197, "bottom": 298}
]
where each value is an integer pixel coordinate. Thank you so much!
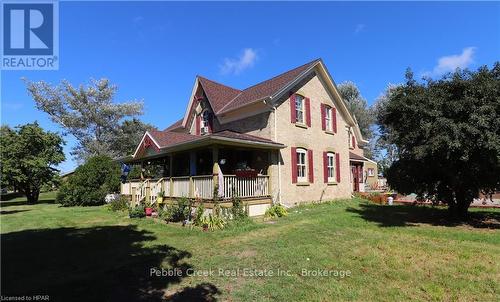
[{"left": 1, "top": 0, "right": 59, "bottom": 70}]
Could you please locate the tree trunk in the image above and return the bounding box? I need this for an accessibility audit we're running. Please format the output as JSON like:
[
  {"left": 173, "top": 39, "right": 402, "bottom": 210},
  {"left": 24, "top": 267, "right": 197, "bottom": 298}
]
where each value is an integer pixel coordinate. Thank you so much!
[
  {"left": 25, "top": 188, "right": 40, "bottom": 204},
  {"left": 448, "top": 191, "right": 471, "bottom": 221}
]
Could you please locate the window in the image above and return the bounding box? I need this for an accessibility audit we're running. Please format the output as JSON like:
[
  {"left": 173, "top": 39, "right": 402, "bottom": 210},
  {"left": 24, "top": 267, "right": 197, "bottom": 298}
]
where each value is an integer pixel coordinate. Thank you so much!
[
  {"left": 200, "top": 110, "right": 211, "bottom": 135},
  {"left": 296, "top": 148, "right": 307, "bottom": 182},
  {"left": 325, "top": 106, "right": 332, "bottom": 131},
  {"left": 295, "top": 95, "right": 304, "bottom": 124},
  {"left": 368, "top": 168, "right": 374, "bottom": 177},
  {"left": 327, "top": 152, "right": 335, "bottom": 182}
]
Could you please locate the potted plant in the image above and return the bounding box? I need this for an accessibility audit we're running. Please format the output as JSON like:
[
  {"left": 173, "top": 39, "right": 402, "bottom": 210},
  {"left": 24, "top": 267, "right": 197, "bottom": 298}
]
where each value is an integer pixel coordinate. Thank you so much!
[{"left": 157, "top": 191, "right": 164, "bottom": 204}]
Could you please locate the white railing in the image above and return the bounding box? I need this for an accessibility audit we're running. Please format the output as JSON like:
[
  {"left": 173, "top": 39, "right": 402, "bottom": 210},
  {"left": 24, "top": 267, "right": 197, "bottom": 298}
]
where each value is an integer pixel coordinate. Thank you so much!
[
  {"left": 222, "top": 175, "right": 269, "bottom": 198},
  {"left": 172, "top": 177, "right": 190, "bottom": 197},
  {"left": 122, "top": 175, "right": 270, "bottom": 201},
  {"left": 149, "top": 178, "right": 164, "bottom": 205},
  {"left": 193, "top": 176, "right": 213, "bottom": 199}
]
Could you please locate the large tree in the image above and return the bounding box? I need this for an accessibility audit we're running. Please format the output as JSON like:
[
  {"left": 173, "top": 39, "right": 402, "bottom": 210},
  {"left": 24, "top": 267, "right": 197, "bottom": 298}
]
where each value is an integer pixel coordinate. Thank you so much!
[
  {"left": 378, "top": 64, "right": 500, "bottom": 219},
  {"left": 0, "top": 123, "right": 65, "bottom": 204},
  {"left": 110, "top": 118, "right": 156, "bottom": 157},
  {"left": 25, "top": 78, "right": 144, "bottom": 161},
  {"left": 337, "top": 81, "right": 375, "bottom": 140}
]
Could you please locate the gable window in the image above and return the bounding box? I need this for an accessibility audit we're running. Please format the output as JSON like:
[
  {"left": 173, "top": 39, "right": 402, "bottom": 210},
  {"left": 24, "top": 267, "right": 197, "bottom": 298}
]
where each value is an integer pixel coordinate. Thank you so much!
[
  {"left": 325, "top": 106, "right": 332, "bottom": 132},
  {"left": 200, "top": 110, "right": 212, "bottom": 135},
  {"left": 296, "top": 148, "right": 307, "bottom": 182},
  {"left": 327, "top": 152, "right": 335, "bottom": 182},
  {"left": 295, "top": 95, "right": 305, "bottom": 124}
]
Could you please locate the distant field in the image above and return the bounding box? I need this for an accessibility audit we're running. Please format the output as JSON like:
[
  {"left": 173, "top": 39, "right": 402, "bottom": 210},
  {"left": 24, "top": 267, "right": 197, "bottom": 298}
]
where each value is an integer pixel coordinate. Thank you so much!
[{"left": 1, "top": 192, "right": 499, "bottom": 301}]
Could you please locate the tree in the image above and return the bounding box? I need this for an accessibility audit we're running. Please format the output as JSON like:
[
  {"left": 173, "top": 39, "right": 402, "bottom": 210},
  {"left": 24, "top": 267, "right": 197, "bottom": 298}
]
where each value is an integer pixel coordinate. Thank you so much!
[
  {"left": 378, "top": 64, "right": 500, "bottom": 219},
  {"left": 109, "top": 118, "right": 155, "bottom": 157},
  {"left": 0, "top": 123, "right": 65, "bottom": 204},
  {"left": 372, "top": 84, "right": 400, "bottom": 175},
  {"left": 57, "top": 155, "right": 121, "bottom": 206},
  {"left": 337, "top": 81, "right": 375, "bottom": 140},
  {"left": 25, "top": 78, "right": 144, "bottom": 161}
]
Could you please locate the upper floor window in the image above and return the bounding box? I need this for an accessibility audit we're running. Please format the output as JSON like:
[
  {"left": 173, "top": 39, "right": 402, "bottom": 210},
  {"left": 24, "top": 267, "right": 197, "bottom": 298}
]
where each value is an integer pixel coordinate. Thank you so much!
[
  {"left": 295, "top": 95, "right": 305, "bottom": 124},
  {"left": 348, "top": 130, "right": 355, "bottom": 149},
  {"left": 325, "top": 106, "right": 332, "bottom": 132},
  {"left": 296, "top": 148, "right": 307, "bottom": 182},
  {"left": 327, "top": 152, "right": 335, "bottom": 182},
  {"left": 200, "top": 110, "right": 211, "bottom": 135},
  {"left": 368, "top": 168, "right": 375, "bottom": 177}
]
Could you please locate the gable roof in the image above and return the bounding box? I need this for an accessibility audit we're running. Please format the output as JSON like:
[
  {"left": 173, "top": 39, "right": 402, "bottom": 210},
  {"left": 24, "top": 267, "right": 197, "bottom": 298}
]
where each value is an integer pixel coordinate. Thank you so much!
[
  {"left": 163, "top": 118, "right": 183, "bottom": 131},
  {"left": 217, "top": 59, "right": 319, "bottom": 114},
  {"left": 175, "top": 58, "right": 367, "bottom": 144}
]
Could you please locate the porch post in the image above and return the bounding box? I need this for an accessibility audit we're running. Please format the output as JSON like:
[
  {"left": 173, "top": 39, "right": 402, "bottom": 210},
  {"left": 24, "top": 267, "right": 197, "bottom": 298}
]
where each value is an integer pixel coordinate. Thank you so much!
[
  {"left": 169, "top": 155, "right": 173, "bottom": 197},
  {"left": 267, "top": 151, "right": 272, "bottom": 197},
  {"left": 212, "top": 146, "right": 219, "bottom": 198}
]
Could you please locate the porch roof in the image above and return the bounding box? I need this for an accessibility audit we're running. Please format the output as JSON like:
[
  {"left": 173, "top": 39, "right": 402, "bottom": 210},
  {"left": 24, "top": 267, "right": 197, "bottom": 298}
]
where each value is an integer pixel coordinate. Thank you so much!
[
  {"left": 349, "top": 152, "right": 369, "bottom": 162},
  {"left": 128, "top": 130, "right": 285, "bottom": 161}
]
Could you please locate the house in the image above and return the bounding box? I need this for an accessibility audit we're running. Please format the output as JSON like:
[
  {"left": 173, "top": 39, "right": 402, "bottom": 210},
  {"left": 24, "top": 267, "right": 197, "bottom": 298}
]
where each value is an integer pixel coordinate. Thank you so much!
[{"left": 120, "top": 58, "right": 377, "bottom": 216}]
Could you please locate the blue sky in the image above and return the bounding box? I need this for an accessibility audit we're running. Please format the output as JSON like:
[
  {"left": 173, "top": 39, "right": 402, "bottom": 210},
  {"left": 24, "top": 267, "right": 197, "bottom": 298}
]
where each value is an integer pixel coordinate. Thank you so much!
[{"left": 2, "top": 1, "right": 499, "bottom": 173}]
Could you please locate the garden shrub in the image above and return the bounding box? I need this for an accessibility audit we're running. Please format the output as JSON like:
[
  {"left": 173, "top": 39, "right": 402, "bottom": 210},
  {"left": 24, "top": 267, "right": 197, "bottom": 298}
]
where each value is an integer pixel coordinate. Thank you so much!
[
  {"left": 265, "top": 204, "right": 288, "bottom": 218},
  {"left": 108, "top": 195, "right": 129, "bottom": 212},
  {"left": 56, "top": 156, "right": 121, "bottom": 206},
  {"left": 129, "top": 205, "right": 146, "bottom": 218},
  {"left": 231, "top": 194, "right": 247, "bottom": 220}
]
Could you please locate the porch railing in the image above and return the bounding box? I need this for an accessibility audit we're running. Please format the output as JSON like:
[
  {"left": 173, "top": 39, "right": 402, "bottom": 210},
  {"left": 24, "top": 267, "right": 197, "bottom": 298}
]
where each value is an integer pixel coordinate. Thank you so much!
[
  {"left": 123, "top": 175, "right": 269, "bottom": 206},
  {"left": 222, "top": 175, "right": 269, "bottom": 198}
]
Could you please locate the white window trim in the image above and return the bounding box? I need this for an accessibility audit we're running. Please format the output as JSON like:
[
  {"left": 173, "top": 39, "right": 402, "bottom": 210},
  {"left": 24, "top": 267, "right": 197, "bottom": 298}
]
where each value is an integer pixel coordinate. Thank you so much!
[
  {"left": 325, "top": 106, "right": 332, "bottom": 132},
  {"left": 200, "top": 110, "right": 210, "bottom": 135},
  {"left": 296, "top": 148, "right": 307, "bottom": 182},
  {"left": 327, "top": 152, "right": 335, "bottom": 182},
  {"left": 295, "top": 95, "right": 305, "bottom": 124},
  {"left": 368, "top": 168, "right": 374, "bottom": 177}
]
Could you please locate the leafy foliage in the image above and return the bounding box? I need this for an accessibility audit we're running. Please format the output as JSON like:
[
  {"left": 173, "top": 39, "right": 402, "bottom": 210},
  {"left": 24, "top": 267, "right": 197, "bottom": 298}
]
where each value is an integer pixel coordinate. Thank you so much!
[
  {"left": 128, "top": 204, "right": 146, "bottom": 218},
  {"left": 0, "top": 123, "right": 65, "bottom": 204},
  {"left": 230, "top": 194, "right": 247, "bottom": 220},
  {"left": 57, "top": 156, "right": 121, "bottom": 206},
  {"left": 337, "top": 81, "right": 375, "bottom": 141},
  {"left": 108, "top": 195, "right": 130, "bottom": 212},
  {"left": 265, "top": 204, "right": 288, "bottom": 218},
  {"left": 25, "top": 78, "right": 146, "bottom": 161},
  {"left": 378, "top": 64, "right": 500, "bottom": 219}
]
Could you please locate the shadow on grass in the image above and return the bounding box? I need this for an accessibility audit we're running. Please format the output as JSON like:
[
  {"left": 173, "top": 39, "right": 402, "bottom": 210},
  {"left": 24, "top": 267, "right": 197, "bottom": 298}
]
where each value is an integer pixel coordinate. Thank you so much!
[
  {"left": 0, "top": 209, "right": 30, "bottom": 215},
  {"left": 347, "top": 202, "right": 500, "bottom": 229},
  {"left": 0, "top": 193, "right": 56, "bottom": 207},
  {"left": 1, "top": 225, "right": 220, "bottom": 301}
]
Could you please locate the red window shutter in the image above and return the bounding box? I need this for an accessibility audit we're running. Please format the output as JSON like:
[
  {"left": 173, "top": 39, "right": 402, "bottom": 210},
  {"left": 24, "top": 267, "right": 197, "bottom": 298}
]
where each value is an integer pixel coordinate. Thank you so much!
[
  {"left": 290, "top": 93, "right": 296, "bottom": 123},
  {"left": 332, "top": 107, "right": 337, "bottom": 133},
  {"left": 308, "top": 149, "right": 314, "bottom": 183},
  {"left": 195, "top": 115, "right": 200, "bottom": 135},
  {"left": 323, "top": 151, "right": 328, "bottom": 183},
  {"left": 291, "top": 147, "right": 297, "bottom": 183},
  {"left": 336, "top": 153, "right": 341, "bottom": 183},
  {"left": 321, "top": 104, "right": 326, "bottom": 131},
  {"left": 352, "top": 135, "right": 356, "bottom": 148},
  {"left": 359, "top": 166, "right": 363, "bottom": 183},
  {"left": 305, "top": 97, "right": 311, "bottom": 127}
]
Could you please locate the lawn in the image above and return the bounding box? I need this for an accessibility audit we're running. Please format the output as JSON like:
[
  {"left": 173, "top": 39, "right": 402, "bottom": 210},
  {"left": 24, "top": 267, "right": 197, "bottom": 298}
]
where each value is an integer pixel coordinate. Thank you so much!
[{"left": 1, "top": 192, "right": 499, "bottom": 302}]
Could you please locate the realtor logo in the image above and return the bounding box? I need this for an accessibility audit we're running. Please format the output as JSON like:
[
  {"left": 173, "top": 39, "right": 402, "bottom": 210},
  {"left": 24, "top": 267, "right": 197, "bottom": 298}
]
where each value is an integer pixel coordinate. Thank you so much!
[{"left": 1, "top": 0, "right": 59, "bottom": 70}]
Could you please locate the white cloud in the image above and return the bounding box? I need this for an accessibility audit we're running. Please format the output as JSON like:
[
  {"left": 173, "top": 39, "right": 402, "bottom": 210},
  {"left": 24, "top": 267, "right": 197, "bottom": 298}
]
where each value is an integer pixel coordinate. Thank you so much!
[
  {"left": 354, "top": 24, "right": 365, "bottom": 34},
  {"left": 219, "top": 48, "right": 258, "bottom": 75},
  {"left": 424, "top": 47, "right": 476, "bottom": 77}
]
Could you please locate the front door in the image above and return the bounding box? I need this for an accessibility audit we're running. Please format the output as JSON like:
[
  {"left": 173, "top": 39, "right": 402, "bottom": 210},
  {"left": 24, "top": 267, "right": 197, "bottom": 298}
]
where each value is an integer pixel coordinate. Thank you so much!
[{"left": 351, "top": 165, "right": 360, "bottom": 192}]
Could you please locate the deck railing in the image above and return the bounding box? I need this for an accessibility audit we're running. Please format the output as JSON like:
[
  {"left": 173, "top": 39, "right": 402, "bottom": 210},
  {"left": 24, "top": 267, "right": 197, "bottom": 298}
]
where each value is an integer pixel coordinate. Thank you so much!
[
  {"left": 124, "top": 174, "right": 269, "bottom": 205},
  {"left": 222, "top": 175, "right": 269, "bottom": 198}
]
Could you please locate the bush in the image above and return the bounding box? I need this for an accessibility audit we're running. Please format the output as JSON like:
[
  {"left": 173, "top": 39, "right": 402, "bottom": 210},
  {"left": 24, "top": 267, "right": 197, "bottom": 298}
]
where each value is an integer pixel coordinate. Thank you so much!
[
  {"left": 129, "top": 205, "right": 146, "bottom": 218},
  {"left": 231, "top": 194, "right": 247, "bottom": 220},
  {"left": 199, "top": 214, "right": 226, "bottom": 231},
  {"left": 265, "top": 204, "right": 288, "bottom": 218},
  {"left": 56, "top": 156, "right": 121, "bottom": 206},
  {"left": 193, "top": 203, "right": 205, "bottom": 226},
  {"left": 108, "top": 195, "right": 129, "bottom": 212},
  {"left": 160, "top": 197, "right": 192, "bottom": 223}
]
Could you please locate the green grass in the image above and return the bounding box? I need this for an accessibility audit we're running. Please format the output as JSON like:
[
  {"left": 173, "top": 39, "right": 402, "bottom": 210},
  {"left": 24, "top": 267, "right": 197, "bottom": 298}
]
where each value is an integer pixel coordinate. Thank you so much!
[{"left": 1, "top": 192, "right": 499, "bottom": 301}]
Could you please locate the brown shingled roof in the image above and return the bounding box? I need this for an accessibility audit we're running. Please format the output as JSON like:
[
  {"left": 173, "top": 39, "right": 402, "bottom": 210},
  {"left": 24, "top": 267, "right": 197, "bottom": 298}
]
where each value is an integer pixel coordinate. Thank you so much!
[
  {"left": 198, "top": 77, "right": 242, "bottom": 113},
  {"left": 349, "top": 152, "right": 367, "bottom": 161},
  {"left": 147, "top": 129, "right": 283, "bottom": 149},
  {"left": 217, "top": 59, "right": 319, "bottom": 114},
  {"left": 163, "top": 118, "right": 183, "bottom": 131}
]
